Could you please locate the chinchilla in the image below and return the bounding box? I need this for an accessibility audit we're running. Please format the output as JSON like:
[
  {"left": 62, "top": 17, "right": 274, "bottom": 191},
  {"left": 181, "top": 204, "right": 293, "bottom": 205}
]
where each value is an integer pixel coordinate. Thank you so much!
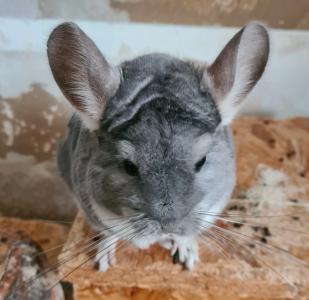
[{"left": 47, "top": 22, "right": 269, "bottom": 271}]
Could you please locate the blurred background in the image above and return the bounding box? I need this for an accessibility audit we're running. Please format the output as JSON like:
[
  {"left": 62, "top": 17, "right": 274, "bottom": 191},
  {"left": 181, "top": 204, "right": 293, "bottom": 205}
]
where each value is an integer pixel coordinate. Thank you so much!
[{"left": 0, "top": 0, "right": 309, "bottom": 221}]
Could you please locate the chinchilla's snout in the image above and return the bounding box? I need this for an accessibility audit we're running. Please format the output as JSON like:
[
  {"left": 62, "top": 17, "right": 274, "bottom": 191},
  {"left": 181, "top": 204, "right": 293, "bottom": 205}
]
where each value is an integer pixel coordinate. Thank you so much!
[
  {"left": 160, "top": 221, "right": 179, "bottom": 234},
  {"left": 142, "top": 200, "right": 191, "bottom": 234},
  {"left": 145, "top": 203, "right": 180, "bottom": 223}
]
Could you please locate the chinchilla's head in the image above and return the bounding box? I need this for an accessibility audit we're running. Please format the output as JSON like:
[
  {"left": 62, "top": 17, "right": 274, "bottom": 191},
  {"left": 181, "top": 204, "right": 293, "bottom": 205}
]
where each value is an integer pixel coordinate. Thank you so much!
[{"left": 47, "top": 22, "right": 269, "bottom": 238}]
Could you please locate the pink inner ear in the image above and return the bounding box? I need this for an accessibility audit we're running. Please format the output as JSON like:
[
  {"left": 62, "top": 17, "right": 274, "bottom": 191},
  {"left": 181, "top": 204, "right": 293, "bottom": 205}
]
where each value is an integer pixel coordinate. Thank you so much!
[
  {"left": 206, "top": 28, "right": 243, "bottom": 102},
  {"left": 47, "top": 22, "right": 120, "bottom": 131},
  {"left": 204, "top": 22, "right": 269, "bottom": 125}
]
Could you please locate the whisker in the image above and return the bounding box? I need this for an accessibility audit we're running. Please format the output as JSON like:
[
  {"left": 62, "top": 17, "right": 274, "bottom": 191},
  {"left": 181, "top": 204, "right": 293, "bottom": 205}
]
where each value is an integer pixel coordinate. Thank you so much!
[
  {"left": 46, "top": 227, "right": 140, "bottom": 292},
  {"left": 66, "top": 224, "right": 136, "bottom": 267},
  {"left": 33, "top": 214, "right": 143, "bottom": 260},
  {"left": 24, "top": 221, "right": 136, "bottom": 290},
  {"left": 199, "top": 232, "right": 230, "bottom": 260},
  {"left": 198, "top": 220, "right": 259, "bottom": 266},
  {"left": 196, "top": 218, "right": 308, "bottom": 267},
  {"left": 56, "top": 216, "right": 141, "bottom": 256},
  {"left": 254, "top": 254, "right": 295, "bottom": 288},
  {"left": 98, "top": 226, "right": 149, "bottom": 269},
  {"left": 23, "top": 235, "right": 104, "bottom": 290},
  {"left": 195, "top": 213, "right": 308, "bottom": 235},
  {"left": 209, "top": 227, "right": 295, "bottom": 288},
  {"left": 98, "top": 213, "right": 144, "bottom": 222},
  {"left": 52, "top": 214, "right": 144, "bottom": 270},
  {"left": 197, "top": 211, "right": 308, "bottom": 219},
  {"left": 208, "top": 226, "right": 260, "bottom": 267},
  {"left": 194, "top": 219, "right": 230, "bottom": 259},
  {"left": 35, "top": 230, "right": 102, "bottom": 259},
  {"left": 39, "top": 213, "right": 141, "bottom": 225}
]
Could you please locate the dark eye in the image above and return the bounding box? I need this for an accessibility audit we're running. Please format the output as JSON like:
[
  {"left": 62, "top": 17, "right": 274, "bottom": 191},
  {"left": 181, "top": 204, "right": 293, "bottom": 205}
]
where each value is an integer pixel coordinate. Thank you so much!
[
  {"left": 123, "top": 160, "right": 139, "bottom": 176},
  {"left": 195, "top": 156, "right": 206, "bottom": 172}
]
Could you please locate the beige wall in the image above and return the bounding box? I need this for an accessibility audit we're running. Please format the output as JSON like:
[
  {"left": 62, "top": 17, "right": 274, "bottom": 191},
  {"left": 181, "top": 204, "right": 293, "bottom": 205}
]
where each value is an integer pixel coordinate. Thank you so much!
[
  {"left": 111, "top": 0, "right": 309, "bottom": 30},
  {"left": 2, "top": 0, "right": 309, "bottom": 29}
]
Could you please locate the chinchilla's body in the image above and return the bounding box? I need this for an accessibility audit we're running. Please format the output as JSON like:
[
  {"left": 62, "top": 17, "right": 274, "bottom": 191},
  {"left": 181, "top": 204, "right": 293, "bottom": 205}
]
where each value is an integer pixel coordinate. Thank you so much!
[
  {"left": 58, "top": 55, "right": 235, "bottom": 231},
  {"left": 48, "top": 22, "right": 269, "bottom": 270}
]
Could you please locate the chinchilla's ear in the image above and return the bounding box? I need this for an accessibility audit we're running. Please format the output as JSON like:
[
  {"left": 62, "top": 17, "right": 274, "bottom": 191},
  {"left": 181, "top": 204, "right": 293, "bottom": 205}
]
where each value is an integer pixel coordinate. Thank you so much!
[
  {"left": 203, "top": 22, "right": 269, "bottom": 125},
  {"left": 47, "top": 22, "right": 120, "bottom": 130}
]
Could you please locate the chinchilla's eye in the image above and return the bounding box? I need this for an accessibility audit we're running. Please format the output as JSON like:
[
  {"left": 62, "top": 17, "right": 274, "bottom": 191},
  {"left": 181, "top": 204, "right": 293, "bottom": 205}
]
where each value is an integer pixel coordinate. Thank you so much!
[
  {"left": 123, "top": 159, "right": 139, "bottom": 176},
  {"left": 195, "top": 156, "right": 206, "bottom": 172}
]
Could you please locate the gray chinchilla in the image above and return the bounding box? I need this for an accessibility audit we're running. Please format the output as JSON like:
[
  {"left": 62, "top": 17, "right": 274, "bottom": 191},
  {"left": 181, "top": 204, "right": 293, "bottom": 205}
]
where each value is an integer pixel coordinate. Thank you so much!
[{"left": 47, "top": 22, "right": 269, "bottom": 271}]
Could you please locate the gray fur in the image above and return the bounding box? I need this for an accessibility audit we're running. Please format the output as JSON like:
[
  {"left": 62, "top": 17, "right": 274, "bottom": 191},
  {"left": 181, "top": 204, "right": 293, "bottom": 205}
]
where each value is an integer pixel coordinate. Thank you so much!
[
  {"left": 58, "top": 55, "right": 233, "bottom": 235},
  {"left": 49, "top": 22, "right": 269, "bottom": 269}
]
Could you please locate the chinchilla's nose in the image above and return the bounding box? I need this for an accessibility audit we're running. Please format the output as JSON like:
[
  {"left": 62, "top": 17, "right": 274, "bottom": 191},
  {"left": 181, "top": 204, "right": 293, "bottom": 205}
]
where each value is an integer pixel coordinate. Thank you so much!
[
  {"left": 144, "top": 203, "right": 184, "bottom": 233},
  {"left": 146, "top": 201, "right": 181, "bottom": 223}
]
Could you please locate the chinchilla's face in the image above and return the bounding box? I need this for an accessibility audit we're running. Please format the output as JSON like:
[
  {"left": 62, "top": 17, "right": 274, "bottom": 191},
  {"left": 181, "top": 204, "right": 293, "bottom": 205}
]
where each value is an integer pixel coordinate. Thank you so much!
[
  {"left": 90, "top": 55, "right": 224, "bottom": 236},
  {"left": 48, "top": 22, "right": 269, "bottom": 238}
]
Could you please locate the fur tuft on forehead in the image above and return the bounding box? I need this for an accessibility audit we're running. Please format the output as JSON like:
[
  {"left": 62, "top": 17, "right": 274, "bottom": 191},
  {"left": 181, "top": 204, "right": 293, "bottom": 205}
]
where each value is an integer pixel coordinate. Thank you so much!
[{"left": 102, "top": 53, "right": 221, "bottom": 133}]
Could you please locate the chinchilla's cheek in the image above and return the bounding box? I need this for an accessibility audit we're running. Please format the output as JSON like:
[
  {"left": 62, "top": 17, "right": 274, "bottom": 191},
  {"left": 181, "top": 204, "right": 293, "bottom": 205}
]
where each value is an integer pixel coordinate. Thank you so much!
[{"left": 121, "top": 206, "right": 141, "bottom": 217}]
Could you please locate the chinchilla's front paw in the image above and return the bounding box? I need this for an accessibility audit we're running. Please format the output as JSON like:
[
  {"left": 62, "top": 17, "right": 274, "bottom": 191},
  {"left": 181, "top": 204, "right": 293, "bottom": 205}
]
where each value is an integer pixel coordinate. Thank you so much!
[
  {"left": 95, "top": 236, "right": 118, "bottom": 272},
  {"left": 160, "top": 236, "right": 199, "bottom": 270}
]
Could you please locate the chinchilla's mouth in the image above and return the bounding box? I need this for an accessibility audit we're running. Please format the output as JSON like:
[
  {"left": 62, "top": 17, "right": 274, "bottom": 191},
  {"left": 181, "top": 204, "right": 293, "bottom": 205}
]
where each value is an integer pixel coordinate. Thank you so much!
[{"left": 160, "top": 222, "right": 189, "bottom": 236}]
